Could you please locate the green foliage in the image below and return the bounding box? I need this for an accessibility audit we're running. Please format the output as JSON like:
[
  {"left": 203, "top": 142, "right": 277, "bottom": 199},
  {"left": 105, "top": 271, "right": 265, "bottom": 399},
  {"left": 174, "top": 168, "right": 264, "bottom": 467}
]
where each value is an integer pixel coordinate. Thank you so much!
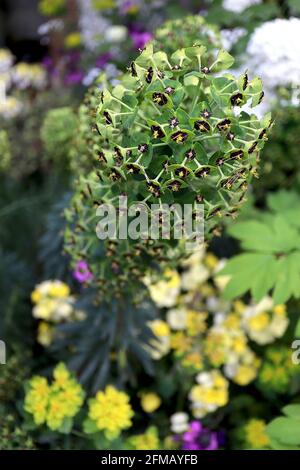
[
  {"left": 50, "top": 293, "right": 158, "bottom": 391},
  {"left": 0, "top": 353, "right": 30, "bottom": 403},
  {"left": 0, "top": 249, "right": 34, "bottom": 347},
  {"left": 0, "top": 413, "right": 35, "bottom": 450},
  {"left": 267, "top": 404, "right": 300, "bottom": 449},
  {"left": 38, "top": 193, "right": 72, "bottom": 280},
  {"left": 41, "top": 107, "right": 78, "bottom": 168},
  {"left": 253, "top": 106, "right": 300, "bottom": 199},
  {"left": 218, "top": 190, "right": 300, "bottom": 304},
  {"left": 64, "top": 43, "right": 269, "bottom": 299},
  {"left": 0, "top": 130, "right": 11, "bottom": 172}
]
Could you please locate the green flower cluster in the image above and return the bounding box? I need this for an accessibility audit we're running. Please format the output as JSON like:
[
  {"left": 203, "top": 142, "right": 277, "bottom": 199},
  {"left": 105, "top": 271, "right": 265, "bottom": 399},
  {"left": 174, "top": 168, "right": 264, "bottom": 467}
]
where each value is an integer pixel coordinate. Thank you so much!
[
  {"left": 153, "top": 15, "right": 222, "bottom": 56},
  {"left": 258, "top": 346, "right": 299, "bottom": 394},
  {"left": 64, "top": 42, "right": 270, "bottom": 299}
]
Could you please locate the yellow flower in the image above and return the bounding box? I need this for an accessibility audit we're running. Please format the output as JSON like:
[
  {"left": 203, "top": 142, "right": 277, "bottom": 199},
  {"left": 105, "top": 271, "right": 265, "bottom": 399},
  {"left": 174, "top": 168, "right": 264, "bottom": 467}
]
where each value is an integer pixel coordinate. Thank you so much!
[
  {"left": 248, "top": 312, "right": 270, "bottom": 331},
  {"left": 48, "top": 281, "right": 70, "bottom": 298},
  {"left": 140, "top": 393, "right": 161, "bottom": 413},
  {"left": 181, "top": 351, "right": 203, "bottom": 371},
  {"left": 147, "top": 270, "right": 181, "bottom": 307},
  {"left": 24, "top": 364, "right": 84, "bottom": 430},
  {"left": 186, "top": 310, "right": 207, "bottom": 336},
  {"left": 189, "top": 370, "right": 229, "bottom": 418},
  {"left": 233, "top": 365, "right": 258, "bottom": 386},
  {"left": 88, "top": 385, "right": 133, "bottom": 440},
  {"left": 30, "top": 376, "right": 50, "bottom": 395},
  {"left": 171, "top": 331, "right": 193, "bottom": 355},
  {"left": 231, "top": 334, "right": 248, "bottom": 354},
  {"left": 31, "top": 289, "right": 42, "bottom": 304},
  {"left": 204, "top": 331, "right": 228, "bottom": 366},
  {"left": 129, "top": 427, "right": 159, "bottom": 450},
  {"left": 24, "top": 377, "right": 50, "bottom": 425},
  {"left": 244, "top": 419, "right": 270, "bottom": 449},
  {"left": 204, "top": 253, "right": 219, "bottom": 270},
  {"left": 273, "top": 304, "right": 286, "bottom": 315},
  {"left": 150, "top": 320, "right": 170, "bottom": 337},
  {"left": 223, "top": 313, "right": 241, "bottom": 329},
  {"left": 32, "top": 299, "right": 56, "bottom": 320},
  {"left": 233, "top": 300, "right": 246, "bottom": 314},
  {"left": 47, "top": 395, "right": 67, "bottom": 430},
  {"left": 53, "top": 362, "right": 71, "bottom": 389},
  {"left": 37, "top": 321, "right": 54, "bottom": 346},
  {"left": 65, "top": 33, "right": 81, "bottom": 49}
]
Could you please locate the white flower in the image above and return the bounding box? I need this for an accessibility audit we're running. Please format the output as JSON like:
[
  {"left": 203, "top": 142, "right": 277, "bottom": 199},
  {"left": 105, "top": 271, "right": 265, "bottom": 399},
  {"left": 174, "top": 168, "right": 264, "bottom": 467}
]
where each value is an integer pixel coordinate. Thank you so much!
[
  {"left": 246, "top": 18, "right": 300, "bottom": 90},
  {"left": 105, "top": 25, "right": 127, "bottom": 43},
  {"left": 170, "top": 412, "right": 189, "bottom": 434},
  {"left": 196, "top": 371, "right": 214, "bottom": 387},
  {"left": 223, "top": 0, "right": 261, "bottom": 13},
  {"left": 221, "top": 28, "right": 246, "bottom": 50},
  {"left": 166, "top": 307, "right": 187, "bottom": 330},
  {"left": 38, "top": 19, "right": 64, "bottom": 36}
]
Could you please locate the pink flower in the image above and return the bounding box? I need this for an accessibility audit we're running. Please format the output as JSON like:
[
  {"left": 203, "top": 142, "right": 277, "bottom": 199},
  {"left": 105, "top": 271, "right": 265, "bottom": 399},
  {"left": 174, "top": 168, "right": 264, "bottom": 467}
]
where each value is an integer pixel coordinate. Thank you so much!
[{"left": 73, "top": 261, "right": 93, "bottom": 283}]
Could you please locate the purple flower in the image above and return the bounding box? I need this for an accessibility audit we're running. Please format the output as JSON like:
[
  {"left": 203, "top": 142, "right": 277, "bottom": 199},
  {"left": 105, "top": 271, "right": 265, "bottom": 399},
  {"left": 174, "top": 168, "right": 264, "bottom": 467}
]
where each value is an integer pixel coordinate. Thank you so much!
[
  {"left": 179, "top": 420, "right": 220, "bottom": 451},
  {"left": 129, "top": 29, "right": 152, "bottom": 49},
  {"left": 73, "top": 261, "right": 93, "bottom": 283},
  {"left": 64, "top": 70, "right": 84, "bottom": 86},
  {"left": 96, "top": 52, "right": 113, "bottom": 69}
]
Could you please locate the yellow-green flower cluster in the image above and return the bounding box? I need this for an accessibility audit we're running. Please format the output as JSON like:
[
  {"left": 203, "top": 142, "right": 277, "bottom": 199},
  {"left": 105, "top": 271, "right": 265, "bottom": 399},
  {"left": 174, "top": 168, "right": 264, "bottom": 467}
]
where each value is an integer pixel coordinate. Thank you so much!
[
  {"left": 88, "top": 385, "right": 134, "bottom": 440},
  {"left": 31, "top": 280, "right": 85, "bottom": 346},
  {"left": 24, "top": 363, "right": 84, "bottom": 431},
  {"left": 64, "top": 33, "right": 82, "bottom": 49},
  {"left": 12, "top": 63, "right": 47, "bottom": 90},
  {"left": 243, "top": 419, "right": 270, "bottom": 449},
  {"left": 0, "top": 96, "right": 22, "bottom": 119},
  {"left": 39, "top": 0, "right": 66, "bottom": 16},
  {"left": 258, "top": 346, "right": 298, "bottom": 394},
  {"left": 189, "top": 370, "right": 229, "bottom": 418},
  {"left": 128, "top": 427, "right": 160, "bottom": 450}
]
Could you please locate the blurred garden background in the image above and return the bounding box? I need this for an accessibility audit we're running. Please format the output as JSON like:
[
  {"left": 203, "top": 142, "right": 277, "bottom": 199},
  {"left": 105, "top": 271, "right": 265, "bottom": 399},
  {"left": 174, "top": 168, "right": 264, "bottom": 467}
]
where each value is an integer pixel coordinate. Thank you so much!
[{"left": 1, "top": 0, "right": 300, "bottom": 451}]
